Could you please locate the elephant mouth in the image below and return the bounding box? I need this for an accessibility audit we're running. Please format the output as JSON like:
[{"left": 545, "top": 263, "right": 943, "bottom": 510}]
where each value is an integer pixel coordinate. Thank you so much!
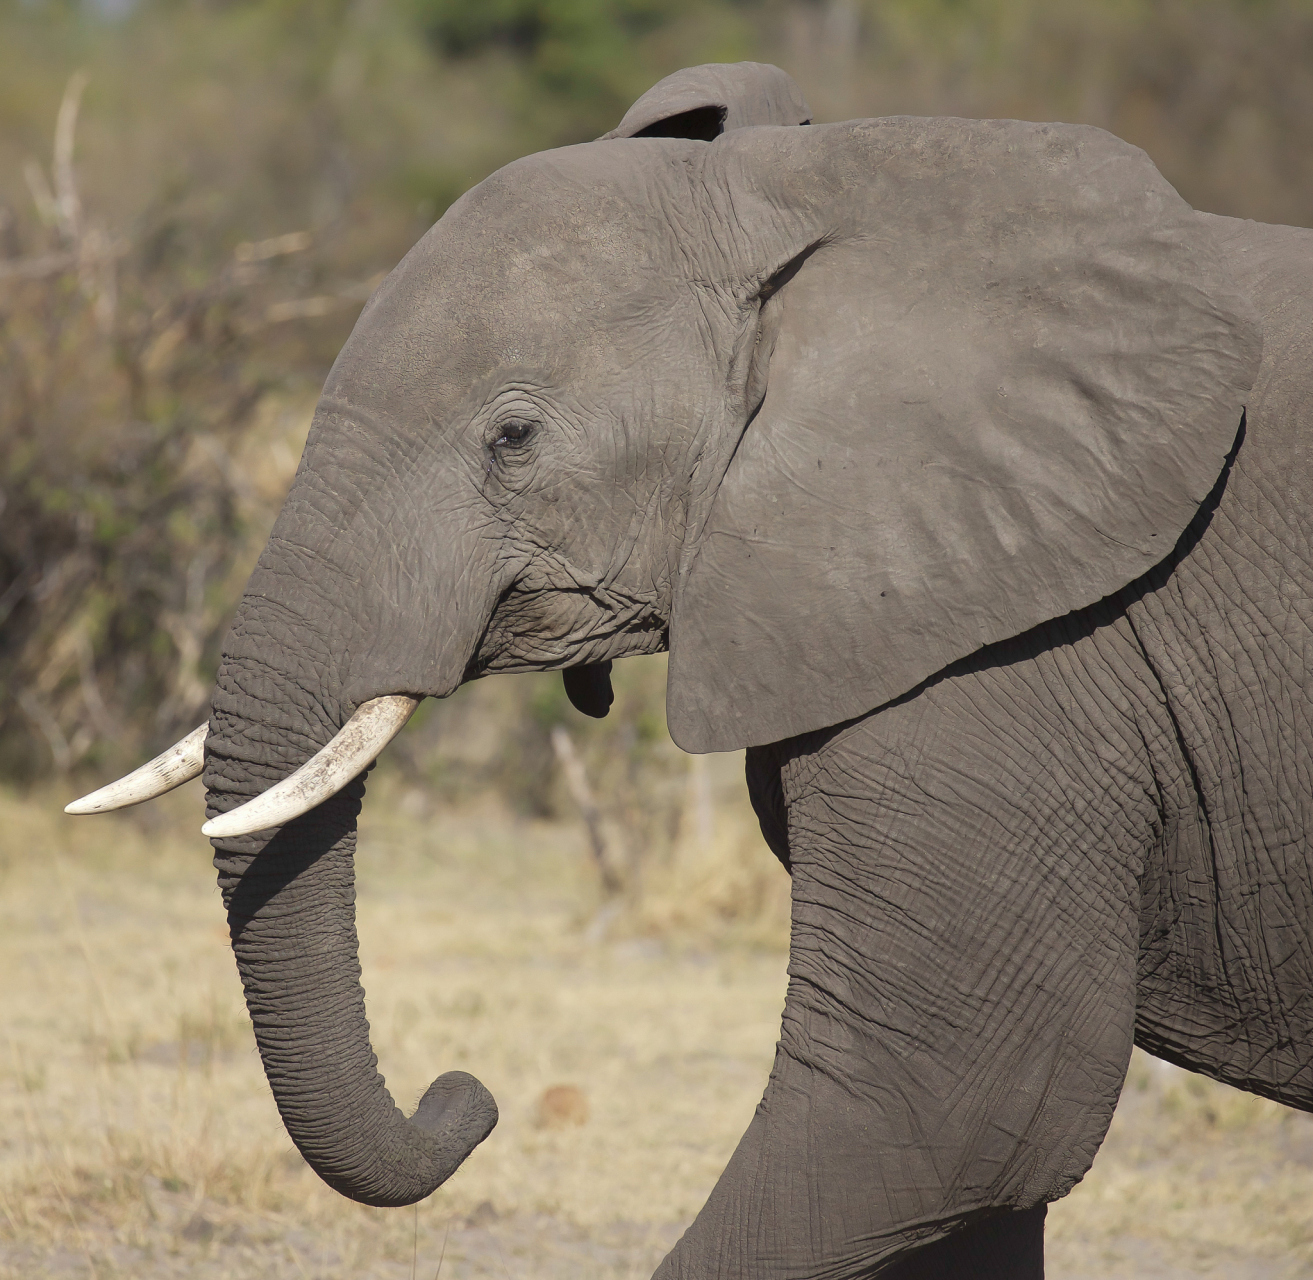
[
  {"left": 64, "top": 693, "right": 420, "bottom": 837},
  {"left": 64, "top": 572, "right": 665, "bottom": 834}
]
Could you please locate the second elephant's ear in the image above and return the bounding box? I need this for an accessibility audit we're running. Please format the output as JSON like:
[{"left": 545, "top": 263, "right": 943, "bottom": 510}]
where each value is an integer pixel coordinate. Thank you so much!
[
  {"left": 600, "top": 62, "right": 810, "bottom": 141},
  {"left": 667, "top": 119, "right": 1261, "bottom": 754}
]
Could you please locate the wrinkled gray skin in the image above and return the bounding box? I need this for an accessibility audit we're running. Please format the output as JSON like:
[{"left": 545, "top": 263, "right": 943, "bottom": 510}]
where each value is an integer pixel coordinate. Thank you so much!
[{"left": 202, "top": 62, "right": 1313, "bottom": 1278}]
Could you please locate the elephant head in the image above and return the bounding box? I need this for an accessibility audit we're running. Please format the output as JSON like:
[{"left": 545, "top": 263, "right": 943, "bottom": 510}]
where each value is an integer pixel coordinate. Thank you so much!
[{"left": 68, "top": 63, "right": 1259, "bottom": 1209}]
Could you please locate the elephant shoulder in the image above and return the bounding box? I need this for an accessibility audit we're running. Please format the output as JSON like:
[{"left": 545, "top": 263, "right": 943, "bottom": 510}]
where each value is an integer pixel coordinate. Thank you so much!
[
  {"left": 1199, "top": 212, "right": 1313, "bottom": 326},
  {"left": 1199, "top": 213, "right": 1313, "bottom": 481}
]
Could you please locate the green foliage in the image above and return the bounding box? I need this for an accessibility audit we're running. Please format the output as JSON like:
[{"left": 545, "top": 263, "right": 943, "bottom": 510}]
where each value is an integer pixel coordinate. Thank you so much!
[
  {"left": 414, "top": 0, "right": 757, "bottom": 142},
  {"left": 419, "top": 0, "right": 555, "bottom": 58},
  {"left": 421, "top": 0, "right": 688, "bottom": 81}
]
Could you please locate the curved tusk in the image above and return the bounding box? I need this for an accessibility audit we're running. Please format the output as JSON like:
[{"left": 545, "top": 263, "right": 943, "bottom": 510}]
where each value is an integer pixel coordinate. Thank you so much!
[
  {"left": 65, "top": 723, "right": 208, "bottom": 816},
  {"left": 201, "top": 694, "right": 419, "bottom": 840}
]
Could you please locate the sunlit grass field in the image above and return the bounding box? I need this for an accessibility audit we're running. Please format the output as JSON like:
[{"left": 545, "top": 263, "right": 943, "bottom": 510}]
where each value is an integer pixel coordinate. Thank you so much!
[{"left": 2, "top": 764, "right": 1311, "bottom": 1278}]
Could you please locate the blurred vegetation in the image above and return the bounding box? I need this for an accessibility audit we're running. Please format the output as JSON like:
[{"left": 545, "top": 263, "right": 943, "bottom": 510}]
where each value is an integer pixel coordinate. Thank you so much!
[{"left": 3, "top": 0, "right": 1313, "bottom": 820}]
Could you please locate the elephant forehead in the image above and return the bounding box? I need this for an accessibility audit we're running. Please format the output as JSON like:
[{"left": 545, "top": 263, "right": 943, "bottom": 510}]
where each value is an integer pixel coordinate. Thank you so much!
[
  {"left": 459, "top": 142, "right": 694, "bottom": 265},
  {"left": 400, "top": 144, "right": 692, "bottom": 305},
  {"left": 325, "top": 149, "right": 715, "bottom": 412}
]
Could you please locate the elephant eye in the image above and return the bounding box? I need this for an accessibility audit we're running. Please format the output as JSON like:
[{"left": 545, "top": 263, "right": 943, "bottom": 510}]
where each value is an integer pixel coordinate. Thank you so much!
[{"left": 491, "top": 419, "right": 537, "bottom": 450}]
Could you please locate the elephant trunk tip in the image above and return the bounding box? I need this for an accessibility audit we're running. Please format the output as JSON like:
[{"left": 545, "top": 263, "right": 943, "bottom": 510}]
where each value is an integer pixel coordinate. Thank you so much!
[
  {"left": 319, "top": 1070, "right": 499, "bottom": 1209},
  {"left": 411, "top": 1070, "right": 499, "bottom": 1154}
]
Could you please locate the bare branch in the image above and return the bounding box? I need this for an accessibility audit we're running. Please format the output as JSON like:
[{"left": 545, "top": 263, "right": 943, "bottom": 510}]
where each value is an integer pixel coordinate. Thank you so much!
[
  {"left": 18, "top": 689, "right": 71, "bottom": 774},
  {"left": 551, "top": 725, "right": 622, "bottom": 897},
  {"left": 687, "top": 752, "right": 714, "bottom": 850},
  {"left": 0, "top": 251, "right": 74, "bottom": 281},
  {"left": 52, "top": 71, "right": 89, "bottom": 245},
  {"left": 76, "top": 630, "right": 119, "bottom": 743},
  {"left": 260, "top": 273, "right": 384, "bottom": 325},
  {"left": 265, "top": 295, "right": 344, "bottom": 324},
  {"left": 233, "top": 230, "right": 311, "bottom": 263},
  {"left": 21, "top": 160, "right": 57, "bottom": 227}
]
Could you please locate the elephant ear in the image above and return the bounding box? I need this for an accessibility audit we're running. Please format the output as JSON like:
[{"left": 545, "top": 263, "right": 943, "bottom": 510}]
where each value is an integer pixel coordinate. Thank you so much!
[
  {"left": 600, "top": 62, "right": 810, "bottom": 142},
  {"left": 666, "top": 119, "right": 1262, "bottom": 754}
]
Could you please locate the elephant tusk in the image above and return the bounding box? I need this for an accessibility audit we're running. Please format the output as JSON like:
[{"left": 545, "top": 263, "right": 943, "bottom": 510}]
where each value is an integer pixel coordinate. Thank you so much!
[
  {"left": 64, "top": 723, "right": 209, "bottom": 815},
  {"left": 201, "top": 694, "right": 419, "bottom": 839}
]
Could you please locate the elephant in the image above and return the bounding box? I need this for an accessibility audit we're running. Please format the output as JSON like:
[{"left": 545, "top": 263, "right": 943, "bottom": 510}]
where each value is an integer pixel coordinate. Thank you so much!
[{"left": 66, "top": 60, "right": 1313, "bottom": 1278}]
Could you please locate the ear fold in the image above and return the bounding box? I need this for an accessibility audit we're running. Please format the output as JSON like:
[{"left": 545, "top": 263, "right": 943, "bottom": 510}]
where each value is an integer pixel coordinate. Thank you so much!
[
  {"left": 666, "top": 119, "right": 1261, "bottom": 754},
  {"left": 601, "top": 62, "right": 810, "bottom": 141}
]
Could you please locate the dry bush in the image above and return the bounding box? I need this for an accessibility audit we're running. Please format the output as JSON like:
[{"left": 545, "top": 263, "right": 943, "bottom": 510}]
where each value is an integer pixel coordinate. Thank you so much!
[
  {"left": 391, "top": 660, "right": 688, "bottom": 861},
  {"left": 0, "top": 78, "right": 349, "bottom": 780},
  {"left": 630, "top": 790, "right": 792, "bottom": 947},
  {"left": 0, "top": 0, "right": 533, "bottom": 784}
]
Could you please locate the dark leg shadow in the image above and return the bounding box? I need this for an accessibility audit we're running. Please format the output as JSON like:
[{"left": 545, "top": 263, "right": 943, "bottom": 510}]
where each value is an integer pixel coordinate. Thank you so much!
[{"left": 881, "top": 1207, "right": 1046, "bottom": 1280}]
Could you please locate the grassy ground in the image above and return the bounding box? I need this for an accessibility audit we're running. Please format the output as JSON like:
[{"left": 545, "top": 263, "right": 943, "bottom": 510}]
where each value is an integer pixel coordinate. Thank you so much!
[{"left": 2, "top": 765, "right": 1312, "bottom": 1278}]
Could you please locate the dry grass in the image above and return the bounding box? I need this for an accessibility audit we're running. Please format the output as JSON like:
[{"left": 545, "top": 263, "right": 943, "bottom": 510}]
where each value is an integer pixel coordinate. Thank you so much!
[
  {"left": 1048, "top": 1059, "right": 1313, "bottom": 1278},
  {"left": 0, "top": 762, "right": 787, "bottom": 1278},
  {"left": 1, "top": 767, "right": 1311, "bottom": 1278}
]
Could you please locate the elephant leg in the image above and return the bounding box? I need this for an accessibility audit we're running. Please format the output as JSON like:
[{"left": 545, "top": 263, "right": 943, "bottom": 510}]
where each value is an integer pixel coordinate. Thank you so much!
[
  {"left": 881, "top": 1206, "right": 1045, "bottom": 1280},
  {"left": 658, "top": 645, "right": 1161, "bottom": 1279}
]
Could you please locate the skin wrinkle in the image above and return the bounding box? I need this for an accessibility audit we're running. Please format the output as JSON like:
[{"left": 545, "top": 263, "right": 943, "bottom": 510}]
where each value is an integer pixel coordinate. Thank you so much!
[
  {"left": 1199, "top": 637, "right": 1262, "bottom": 941},
  {"left": 1134, "top": 446, "right": 1307, "bottom": 1076},
  {"left": 212, "top": 682, "right": 333, "bottom": 752},
  {"left": 236, "top": 559, "right": 349, "bottom": 645},
  {"left": 799, "top": 843, "right": 1051, "bottom": 1060},
  {"left": 658, "top": 152, "right": 737, "bottom": 298},
  {"left": 1118, "top": 441, "right": 1313, "bottom": 1050}
]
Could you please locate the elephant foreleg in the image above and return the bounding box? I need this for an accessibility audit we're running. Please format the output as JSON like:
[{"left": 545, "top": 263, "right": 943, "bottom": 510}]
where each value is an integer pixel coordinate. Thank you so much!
[{"left": 658, "top": 648, "right": 1161, "bottom": 1278}]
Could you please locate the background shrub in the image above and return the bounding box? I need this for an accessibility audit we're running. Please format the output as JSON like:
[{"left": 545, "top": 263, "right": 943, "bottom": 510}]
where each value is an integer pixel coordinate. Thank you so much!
[{"left": 2, "top": 0, "right": 1311, "bottom": 790}]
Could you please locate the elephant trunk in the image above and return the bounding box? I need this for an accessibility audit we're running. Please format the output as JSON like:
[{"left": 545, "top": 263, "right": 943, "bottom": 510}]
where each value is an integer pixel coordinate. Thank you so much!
[{"left": 206, "top": 682, "right": 496, "bottom": 1207}]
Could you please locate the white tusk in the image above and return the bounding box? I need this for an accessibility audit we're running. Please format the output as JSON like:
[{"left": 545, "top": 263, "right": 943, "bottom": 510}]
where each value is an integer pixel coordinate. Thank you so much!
[
  {"left": 64, "top": 723, "right": 208, "bottom": 815},
  {"left": 200, "top": 694, "right": 419, "bottom": 840}
]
